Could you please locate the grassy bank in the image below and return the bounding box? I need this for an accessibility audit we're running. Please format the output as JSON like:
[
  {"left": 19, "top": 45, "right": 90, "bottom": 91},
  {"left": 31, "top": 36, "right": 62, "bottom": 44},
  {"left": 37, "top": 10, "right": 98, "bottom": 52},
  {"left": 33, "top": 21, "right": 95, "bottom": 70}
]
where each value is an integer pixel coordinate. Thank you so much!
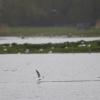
[
  {"left": 0, "top": 26, "right": 100, "bottom": 37},
  {"left": 0, "top": 40, "right": 100, "bottom": 53}
]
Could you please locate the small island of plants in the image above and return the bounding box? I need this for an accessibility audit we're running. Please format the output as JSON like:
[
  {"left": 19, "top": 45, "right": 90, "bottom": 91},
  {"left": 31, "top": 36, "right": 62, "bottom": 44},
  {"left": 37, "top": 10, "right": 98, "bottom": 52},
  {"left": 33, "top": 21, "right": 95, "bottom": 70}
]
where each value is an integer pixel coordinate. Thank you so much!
[{"left": 0, "top": 40, "right": 100, "bottom": 54}]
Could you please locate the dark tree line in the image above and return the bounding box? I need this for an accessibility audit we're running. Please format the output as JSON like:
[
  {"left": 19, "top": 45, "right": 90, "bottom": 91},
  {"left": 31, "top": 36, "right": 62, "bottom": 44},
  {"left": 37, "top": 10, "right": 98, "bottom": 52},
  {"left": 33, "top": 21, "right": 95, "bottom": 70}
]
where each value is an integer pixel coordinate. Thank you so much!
[{"left": 0, "top": 0, "right": 100, "bottom": 26}]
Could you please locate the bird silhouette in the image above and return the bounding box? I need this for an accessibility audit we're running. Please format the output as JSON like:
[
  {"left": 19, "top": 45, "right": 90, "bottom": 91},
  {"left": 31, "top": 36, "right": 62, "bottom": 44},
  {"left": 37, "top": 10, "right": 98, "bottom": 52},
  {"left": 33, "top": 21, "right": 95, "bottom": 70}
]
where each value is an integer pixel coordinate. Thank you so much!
[
  {"left": 35, "top": 69, "right": 42, "bottom": 84},
  {"left": 35, "top": 69, "right": 41, "bottom": 78}
]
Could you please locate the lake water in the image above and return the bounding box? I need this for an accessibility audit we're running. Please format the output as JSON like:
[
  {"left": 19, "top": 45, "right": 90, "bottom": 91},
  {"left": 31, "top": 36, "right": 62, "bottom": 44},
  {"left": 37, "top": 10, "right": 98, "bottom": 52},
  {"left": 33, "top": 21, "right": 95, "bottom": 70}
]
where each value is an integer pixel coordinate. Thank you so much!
[
  {"left": 0, "top": 53, "right": 100, "bottom": 100},
  {"left": 0, "top": 36, "right": 100, "bottom": 44}
]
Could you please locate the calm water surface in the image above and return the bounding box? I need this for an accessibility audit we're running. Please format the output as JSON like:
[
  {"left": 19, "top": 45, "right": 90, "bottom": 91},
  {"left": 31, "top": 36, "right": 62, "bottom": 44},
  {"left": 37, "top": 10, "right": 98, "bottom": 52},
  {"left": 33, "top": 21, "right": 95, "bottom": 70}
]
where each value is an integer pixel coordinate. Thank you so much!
[
  {"left": 0, "top": 37, "right": 100, "bottom": 44},
  {"left": 0, "top": 53, "right": 100, "bottom": 100}
]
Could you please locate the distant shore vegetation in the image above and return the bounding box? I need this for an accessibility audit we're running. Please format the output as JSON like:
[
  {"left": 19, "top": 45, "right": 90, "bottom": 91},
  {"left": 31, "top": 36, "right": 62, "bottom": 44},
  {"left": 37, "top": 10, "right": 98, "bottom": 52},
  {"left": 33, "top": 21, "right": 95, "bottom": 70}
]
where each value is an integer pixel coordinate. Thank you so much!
[
  {"left": 0, "top": 0, "right": 100, "bottom": 26},
  {"left": 0, "top": 27, "right": 100, "bottom": 37}
]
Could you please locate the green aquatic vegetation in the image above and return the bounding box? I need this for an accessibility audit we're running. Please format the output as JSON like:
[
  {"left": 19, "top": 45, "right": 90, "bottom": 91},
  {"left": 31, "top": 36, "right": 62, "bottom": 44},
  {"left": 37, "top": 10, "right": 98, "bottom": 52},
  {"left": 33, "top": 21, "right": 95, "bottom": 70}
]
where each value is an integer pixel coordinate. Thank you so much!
[{"left": 0, "top": 40, "right": 100, "bottom": 53}]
